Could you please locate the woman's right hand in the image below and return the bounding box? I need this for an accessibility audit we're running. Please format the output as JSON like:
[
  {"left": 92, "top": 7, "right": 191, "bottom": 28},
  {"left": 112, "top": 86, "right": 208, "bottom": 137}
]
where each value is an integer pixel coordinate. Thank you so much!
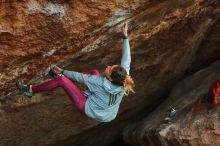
[
  {"left": 123, "top": 22, "right": 128, "bottom": 36},
  {"left": 52, "top": 65, "right": 63, "bottom": 74}
]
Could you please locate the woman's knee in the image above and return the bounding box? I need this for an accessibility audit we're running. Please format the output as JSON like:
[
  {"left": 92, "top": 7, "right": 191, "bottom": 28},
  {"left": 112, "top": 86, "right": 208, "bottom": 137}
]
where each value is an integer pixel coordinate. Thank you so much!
[
  {"left": 56, "top": 75, "right": 69, "bottom": 83},
  {"left": 91, "top": 69, "right": 100, "bottom": 76}
]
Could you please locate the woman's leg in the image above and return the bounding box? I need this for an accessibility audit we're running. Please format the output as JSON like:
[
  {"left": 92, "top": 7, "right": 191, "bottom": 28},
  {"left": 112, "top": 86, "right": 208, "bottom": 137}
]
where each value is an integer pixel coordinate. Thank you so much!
[{"left": 32, "top": 76, "right": 86, "bottom": 114}]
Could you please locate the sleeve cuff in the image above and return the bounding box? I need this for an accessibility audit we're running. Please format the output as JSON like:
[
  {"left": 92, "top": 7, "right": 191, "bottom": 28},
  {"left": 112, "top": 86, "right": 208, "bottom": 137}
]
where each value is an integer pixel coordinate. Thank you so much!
[
  {"left": 61, "top": 70, "right": 65, "bottom": 75},
  {"left": 123, "top": 36, "right": 128, "bottom": 39}
]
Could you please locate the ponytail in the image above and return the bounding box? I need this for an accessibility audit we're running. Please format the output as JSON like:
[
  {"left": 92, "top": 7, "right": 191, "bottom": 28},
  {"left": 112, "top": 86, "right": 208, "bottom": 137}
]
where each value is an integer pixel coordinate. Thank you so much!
[
  {"left": 123, "top": 75, "right": 135, "bottom": 96},
  {"left": 110, "top": 66, "right": 135, "bottom": 96}
]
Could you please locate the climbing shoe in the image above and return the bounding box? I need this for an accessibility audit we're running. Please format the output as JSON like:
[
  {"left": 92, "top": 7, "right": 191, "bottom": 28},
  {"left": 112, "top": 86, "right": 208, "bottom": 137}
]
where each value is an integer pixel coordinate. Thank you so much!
[
  {"left": 23, "top": 92, "right": 33, "bottom": 98},
  {"left": 16, "top": 81, "right": 29, "bottom": 92},
  {"left": 16, "top": 81, "right": 33, "bottom": 98}
]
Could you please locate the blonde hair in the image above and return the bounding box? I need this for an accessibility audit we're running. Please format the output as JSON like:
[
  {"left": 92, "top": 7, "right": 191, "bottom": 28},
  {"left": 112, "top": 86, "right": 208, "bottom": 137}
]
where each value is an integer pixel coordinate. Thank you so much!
[
  {"left": 111, "top": 66, "right": 135, "bottom": 96},
  {"left": 124, "top": 75, "right": 135, "bottom": 96}
]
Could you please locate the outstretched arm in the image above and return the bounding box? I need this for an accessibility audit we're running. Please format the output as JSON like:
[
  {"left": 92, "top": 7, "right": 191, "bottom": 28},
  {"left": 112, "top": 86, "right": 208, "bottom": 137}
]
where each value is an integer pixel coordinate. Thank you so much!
[
  {"left": 51, "top": 66, "right": 100, "bottom": 85},
  {"left": 120, "top": 22, "right": 131, "bottom": 75}
]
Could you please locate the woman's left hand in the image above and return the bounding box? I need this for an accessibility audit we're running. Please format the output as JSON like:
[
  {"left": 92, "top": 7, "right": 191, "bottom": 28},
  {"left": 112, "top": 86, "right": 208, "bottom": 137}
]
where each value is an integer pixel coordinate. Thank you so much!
[{"left": 123, "top": 22, "right": 128, "bottom": 36}]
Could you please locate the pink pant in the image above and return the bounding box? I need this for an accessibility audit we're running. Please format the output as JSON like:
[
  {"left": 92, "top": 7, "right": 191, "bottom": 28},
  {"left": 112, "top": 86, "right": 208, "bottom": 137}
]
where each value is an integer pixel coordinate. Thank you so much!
[{"left": 32, "top": 69, "right": 100, "bottom": 114}]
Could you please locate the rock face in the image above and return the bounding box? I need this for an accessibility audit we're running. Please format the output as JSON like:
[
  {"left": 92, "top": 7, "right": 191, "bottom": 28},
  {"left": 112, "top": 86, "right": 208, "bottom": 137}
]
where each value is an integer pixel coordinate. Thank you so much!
[
  {"left": 0, "top": 0, "right": 220, "bottom": 146},
  {"left": 123, "top": 61, "right": 220, "bottom": 146},
  {"left": 0, "top": 0, "right": 146, "bottom": 96}
]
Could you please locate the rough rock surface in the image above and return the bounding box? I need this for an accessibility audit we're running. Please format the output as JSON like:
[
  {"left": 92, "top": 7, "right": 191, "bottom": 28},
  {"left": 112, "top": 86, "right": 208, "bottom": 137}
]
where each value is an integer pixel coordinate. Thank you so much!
[
  {"left": 0, "top": 0, "right": 220, "bottom": 146},
  {"left": 0, "top": 0, "right": 146, "bottom": 96},
  {"left": 123, "top": 60, "right": 220, "bottom": 146}
]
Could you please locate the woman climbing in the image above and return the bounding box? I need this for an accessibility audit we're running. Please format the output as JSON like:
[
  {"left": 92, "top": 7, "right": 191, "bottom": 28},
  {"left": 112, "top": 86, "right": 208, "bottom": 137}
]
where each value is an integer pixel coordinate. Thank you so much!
[{"left": 16, "top": 23, "right": 135, "bottom": 122}]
